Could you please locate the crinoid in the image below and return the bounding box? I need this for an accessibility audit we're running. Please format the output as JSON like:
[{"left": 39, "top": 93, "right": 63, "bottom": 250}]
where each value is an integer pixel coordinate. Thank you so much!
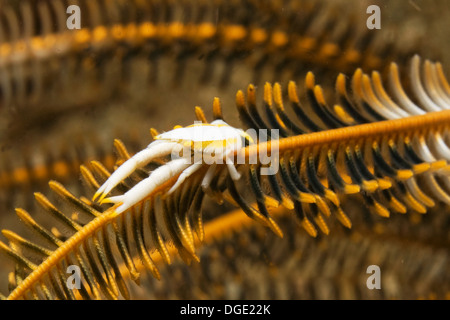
[
  {"left": 2, "top": 0, "right": 426, "bottom": 216},
  {"left": 0, "top": 0, "right": 442, "bottom": 219},
  {"left": 0, "top": 55, "right": 449, "bottom": 300},
  {"left": 0, "top": 0, "right": 421, "bottom": 119}
]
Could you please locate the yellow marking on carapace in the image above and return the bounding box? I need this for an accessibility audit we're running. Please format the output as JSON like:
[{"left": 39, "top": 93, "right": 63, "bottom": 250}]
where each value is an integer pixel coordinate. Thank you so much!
[{"left": 183, "top": 123, "right": 230, "bottom": 129}]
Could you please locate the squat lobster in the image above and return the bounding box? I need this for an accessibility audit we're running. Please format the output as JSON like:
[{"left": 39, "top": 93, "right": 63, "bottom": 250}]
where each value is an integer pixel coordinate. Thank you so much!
[{"left": 93, "top": 120, "right": 253, "bottom": 214}]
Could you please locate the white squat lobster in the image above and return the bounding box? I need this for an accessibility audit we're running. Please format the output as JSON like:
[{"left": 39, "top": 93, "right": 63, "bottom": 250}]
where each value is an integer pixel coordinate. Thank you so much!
[{"left": 93, "top": 120, "right": 253, "bottom": 214}]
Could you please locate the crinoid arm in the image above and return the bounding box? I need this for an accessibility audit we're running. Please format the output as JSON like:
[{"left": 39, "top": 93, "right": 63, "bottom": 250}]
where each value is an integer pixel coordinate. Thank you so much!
[{"left": 1, "top": 56, "right": 450, "bottom": 300}]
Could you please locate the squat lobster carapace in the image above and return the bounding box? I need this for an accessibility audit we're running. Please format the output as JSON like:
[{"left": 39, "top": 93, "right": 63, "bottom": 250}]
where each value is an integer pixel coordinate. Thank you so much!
[{"left": 93, "top": 119, "right": 253, "bottom": 214}]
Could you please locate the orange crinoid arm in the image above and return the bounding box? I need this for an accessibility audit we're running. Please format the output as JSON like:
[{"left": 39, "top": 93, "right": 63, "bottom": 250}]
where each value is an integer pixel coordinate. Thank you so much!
[{"left": 1, "top": 55, "right": 450, "bottom": 300}]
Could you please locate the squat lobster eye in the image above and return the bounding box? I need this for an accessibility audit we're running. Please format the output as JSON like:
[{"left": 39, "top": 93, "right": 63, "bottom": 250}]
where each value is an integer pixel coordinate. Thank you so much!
[{"left": 93, "top": 120, "right": 248, "bottom": 214}]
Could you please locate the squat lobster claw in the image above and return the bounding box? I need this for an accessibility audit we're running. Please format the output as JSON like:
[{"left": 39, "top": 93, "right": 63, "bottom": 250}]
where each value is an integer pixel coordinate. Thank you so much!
[{"left": 93, "top": 120, "right": 253, "bottom": 214}]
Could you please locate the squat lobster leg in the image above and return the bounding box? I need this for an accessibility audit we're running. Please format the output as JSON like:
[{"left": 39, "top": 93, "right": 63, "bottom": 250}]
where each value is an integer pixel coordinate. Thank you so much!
[
  {"left": 104, "top": 158, "right": 191, "bottom": 214},
  {"left": 93, "top": 140, "right": 179, "bottom": 203},
  {"left": 167, "top": 163, "right": 204, "bottom": 194}
]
